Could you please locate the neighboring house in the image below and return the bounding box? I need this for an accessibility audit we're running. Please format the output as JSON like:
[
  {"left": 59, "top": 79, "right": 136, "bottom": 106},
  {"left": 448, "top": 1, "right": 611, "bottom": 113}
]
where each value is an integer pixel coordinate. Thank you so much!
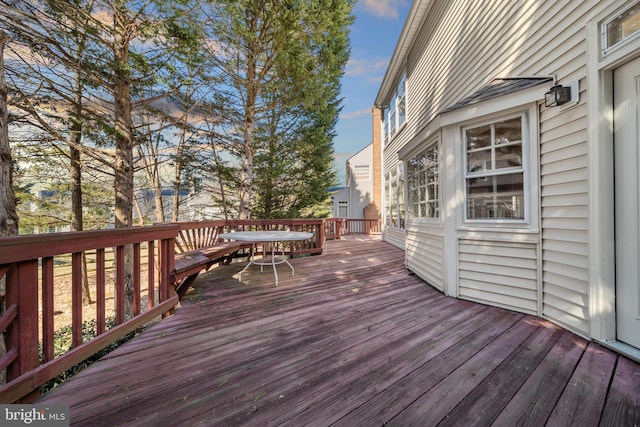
[
  {"left": 329, "top": 186, "right": 350, "bottom": 218},
  {"left": 375, "top": 0, "right": 640, "bottom": 361},
  {"left": 331, "top": 142, "right": 382, "bottom": 219}
]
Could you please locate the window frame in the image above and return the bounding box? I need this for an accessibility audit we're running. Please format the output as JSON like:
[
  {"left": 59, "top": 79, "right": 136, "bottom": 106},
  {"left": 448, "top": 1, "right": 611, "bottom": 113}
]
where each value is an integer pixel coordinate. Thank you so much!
[
  {"left": 384, "top": 164, "right": 405, "bottom": 230},
  {"left": 602, "top": 0, "right": 640, "bottom": 56},
  {"left": 337, "top": 200, "right": 349, "bottom": 218},
  {"left": 406, "top": 138, "right": 440, "bottom": 221},
  {"left": 381, "top": 71, "right": 407, "bottom": 145},
  {"left": 461, "top": 110, "right": 532, "bottom": 226}
]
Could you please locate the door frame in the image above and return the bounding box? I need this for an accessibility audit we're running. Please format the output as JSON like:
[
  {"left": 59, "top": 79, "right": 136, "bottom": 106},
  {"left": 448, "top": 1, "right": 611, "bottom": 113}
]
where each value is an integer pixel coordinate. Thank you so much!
[{"left": 587, "top": 3, "right": 640, "bottom": 361}]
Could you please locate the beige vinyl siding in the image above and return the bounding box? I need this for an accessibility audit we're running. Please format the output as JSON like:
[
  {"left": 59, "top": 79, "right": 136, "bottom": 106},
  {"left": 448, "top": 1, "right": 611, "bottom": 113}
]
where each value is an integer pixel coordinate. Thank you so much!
[
  {"left": 405, "top": 229, "right": 444, "bottom": 291},
  {"left": 458, "top": 239, "right": 538, "bottom": 314},
  {"left": 380, "top": 0, "right": 626, "bottom": 338},
  {"left": 510, "top": 5, "right": 589, "bottom": 77},
  {"left": 540, "top": 98, "right": 590, "bottom": 336},
  {"left": 403, "top": 0, "right": 597, "bottom": 138},
  {"left": 383, "top": 228, "right": 406, "bottom": 250}
]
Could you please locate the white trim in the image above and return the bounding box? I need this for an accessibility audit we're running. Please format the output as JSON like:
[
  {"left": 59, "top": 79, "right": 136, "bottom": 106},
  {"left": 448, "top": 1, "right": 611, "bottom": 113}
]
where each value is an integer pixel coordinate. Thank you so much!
[
  {"left": 443, "top": 126, "right": 458, "bottom": 298},
  {"left": 599, "top": 340, "right": 640, "bottom": 363},
  {"left": 587, "top": 3, "right": 640, "bottom": 348},
  {"left": 461, "top": 112, "right": 528, "bottom": 224},
  {"left": 452, "top": 104, "right": 540, "bottom": 233},
  {"left": 398, "top": 116, "right": 442, "bottom": 160},
  {"left": 440, "top": 84, "right": 549, "bottom": 127},
  {"left": 558, "top": 80, "right": 580, "bottom": 111},
  {"left": 601, "top": 0, "right": 640, "bottom": 57}
]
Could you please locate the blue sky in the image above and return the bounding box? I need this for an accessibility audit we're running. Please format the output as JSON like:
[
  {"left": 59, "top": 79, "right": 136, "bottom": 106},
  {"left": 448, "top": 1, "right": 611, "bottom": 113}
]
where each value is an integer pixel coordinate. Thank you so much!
[{"left": 332, "top": 0, "right": 411, "bottom": 182}]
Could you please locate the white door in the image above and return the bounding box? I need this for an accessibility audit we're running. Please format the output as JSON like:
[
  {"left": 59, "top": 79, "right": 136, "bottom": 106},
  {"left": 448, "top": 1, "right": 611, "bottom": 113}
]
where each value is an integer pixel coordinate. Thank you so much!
[{"left": 614, "top": 57, "right": 640, "bottom": 349}]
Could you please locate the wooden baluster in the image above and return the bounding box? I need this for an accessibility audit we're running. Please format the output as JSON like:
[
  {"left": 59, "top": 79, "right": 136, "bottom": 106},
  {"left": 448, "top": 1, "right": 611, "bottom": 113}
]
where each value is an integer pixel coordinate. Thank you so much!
[
  {"left": 115, "top": 245, "right": 125, "bottom": 324},
  {"left": 96, "top": 248, "right": 106, "bottom": 335},
  {"left": 71, "top": 252, "right": 83, "bottom": 348},
  {"left": 147, "top": 241, "right": 155, "bottom": 309},
  {"left": 41, "top": 257, "right": 54, "bottom": 363},
  {"left": 133, "top": 243, "right": 141, "bottom": 316}
]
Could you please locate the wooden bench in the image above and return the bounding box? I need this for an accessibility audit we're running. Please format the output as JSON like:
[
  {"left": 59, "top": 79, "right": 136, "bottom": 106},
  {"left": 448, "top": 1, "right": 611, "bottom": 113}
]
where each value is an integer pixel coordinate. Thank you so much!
[{"left": 173, "top": 240, "right": 253, "bottom": 298}]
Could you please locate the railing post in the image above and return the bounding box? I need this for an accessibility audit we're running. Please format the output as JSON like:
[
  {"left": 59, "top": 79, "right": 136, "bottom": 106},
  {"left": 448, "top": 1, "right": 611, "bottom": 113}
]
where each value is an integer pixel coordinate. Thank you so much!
[
  {"left": 318, "top": 221, "right": 325, "bottom": 250},
  {"left": 5, "top": 261, "right": 39, "bottom": 401}
]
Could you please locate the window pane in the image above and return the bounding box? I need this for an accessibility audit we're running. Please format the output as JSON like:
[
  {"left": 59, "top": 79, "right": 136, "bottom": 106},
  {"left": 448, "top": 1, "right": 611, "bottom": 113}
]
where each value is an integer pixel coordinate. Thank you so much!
[
  {"left": 466, "top": 173, "right": 524, "bottom": 219},
  {"left": 419, "top": 187, "right": 426, "bottom": 202},
  {"left": 495, "top": 144, "right": 522, "bottom": 169},
  {"left": 494, "top": 117, "right": 521, "bottom": 145},
  {"left": 407, "top": 143, "right": 439, "bottom": 219},
  {"left": 384, "top": 117, "right": 389, "bottom": 143},
  {"left": 338, "top": 201, "right": 349, "bottom": 218},
  {"left": 468, "top": 149, "right": 492, "bottom": 173},
  {"left": 464, "top": 114, "right": 526, "bottom": 221},
  {"left": 466, "top": 124, "right": 491, "bottom": 150},
  {"left": 390, "top": 93, "right": 397, "bottom": 133},
  {"left": 385, "top": 166, "right": 405, "bottom": 229},
  {"left": 606, "top": 4, "right": 640, "bottom": 48},
  {"left": 397, "top": 74, "right": 406, "bottom": 97}
]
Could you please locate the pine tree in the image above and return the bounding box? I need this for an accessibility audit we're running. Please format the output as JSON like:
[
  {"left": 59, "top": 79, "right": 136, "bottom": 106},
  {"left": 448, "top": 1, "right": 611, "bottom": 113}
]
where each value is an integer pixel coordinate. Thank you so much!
[{"left": 204, "top": 0, "right": 353, "bottom": 219}]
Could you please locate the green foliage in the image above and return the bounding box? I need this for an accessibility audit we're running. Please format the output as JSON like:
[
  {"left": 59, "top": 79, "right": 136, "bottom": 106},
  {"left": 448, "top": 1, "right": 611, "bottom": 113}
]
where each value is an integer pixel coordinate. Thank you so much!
[
  {"left": 39, "top": 317, "right": 148, "bottom": 394},
  {"left": 206, "top": 0, "right": 354, "bottom": 219}
]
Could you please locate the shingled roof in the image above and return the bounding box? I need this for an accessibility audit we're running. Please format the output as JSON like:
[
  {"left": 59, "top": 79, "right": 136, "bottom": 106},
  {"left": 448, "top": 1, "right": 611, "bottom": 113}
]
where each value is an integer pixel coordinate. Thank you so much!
[{"left": 442, "top": 77, "right": 553, "bottom": 113}]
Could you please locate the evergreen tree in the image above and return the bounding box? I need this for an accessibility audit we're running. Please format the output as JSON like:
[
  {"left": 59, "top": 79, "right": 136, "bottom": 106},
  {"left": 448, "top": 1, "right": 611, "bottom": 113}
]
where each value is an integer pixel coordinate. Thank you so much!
[{"left": 203, "top": 0, "right": 353, "bottom": 219}]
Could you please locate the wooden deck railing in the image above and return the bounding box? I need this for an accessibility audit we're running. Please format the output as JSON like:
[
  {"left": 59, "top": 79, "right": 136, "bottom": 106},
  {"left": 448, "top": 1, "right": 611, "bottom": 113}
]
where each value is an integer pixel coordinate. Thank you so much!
[
  {"left": 0, "top": 224, "right": 179, "bottom": 403},
  {"left": 325, "top": 218, "right": 382, "bottom": 240},
  {"left": 173, "top": 219, "right": 325, "bottom": 257},
  {"left": 0, "top": 217, "right": 372, "bottom": 403},
  {"left": 226, "top": 219, "right": 325, "bottom": 255}
]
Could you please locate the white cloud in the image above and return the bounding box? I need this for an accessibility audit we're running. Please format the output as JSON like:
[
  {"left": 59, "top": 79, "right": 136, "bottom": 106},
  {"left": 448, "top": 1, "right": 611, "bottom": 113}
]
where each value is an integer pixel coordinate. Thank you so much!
[
  {"left": 346, "top": 57, "right": 389, "bottom": 76},
  {"left": 360, "top": 0, "right": 406, "bottom": 19},
  {"left": 340, "top": 108, "right": 371, "bottom": 120}
]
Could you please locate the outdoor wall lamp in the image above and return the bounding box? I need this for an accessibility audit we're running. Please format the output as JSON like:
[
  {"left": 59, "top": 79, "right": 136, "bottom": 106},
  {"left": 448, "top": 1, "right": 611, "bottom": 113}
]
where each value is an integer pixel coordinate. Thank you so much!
[{"left": 544, "top": 84, "right": 573, "bottom": 107}]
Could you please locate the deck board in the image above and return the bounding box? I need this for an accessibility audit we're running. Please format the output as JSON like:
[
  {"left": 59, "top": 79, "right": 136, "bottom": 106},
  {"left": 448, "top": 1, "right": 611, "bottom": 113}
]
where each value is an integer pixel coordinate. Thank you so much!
[
  {"left": 600, "top": 356, "right": 640, "bottom": 426},
  {"left": 37, "top": 236, "right": 640, "bottom": 426},
  {"left": 492, "top": 329, "right": 588, "bottom": 426}
]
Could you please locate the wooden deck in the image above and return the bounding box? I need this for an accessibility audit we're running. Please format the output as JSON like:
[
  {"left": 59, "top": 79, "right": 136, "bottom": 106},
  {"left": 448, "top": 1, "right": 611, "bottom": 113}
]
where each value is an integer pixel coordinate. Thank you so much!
[{"left": 38, "top": 236, "right": 640, "bottom": 426}]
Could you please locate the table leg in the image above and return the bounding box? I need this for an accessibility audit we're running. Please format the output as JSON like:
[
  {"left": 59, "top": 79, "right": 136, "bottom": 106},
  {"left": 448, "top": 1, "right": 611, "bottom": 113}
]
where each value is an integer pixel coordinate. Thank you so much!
[
  {"left": 283, "top": 245, "right": 294, "bottom": 276},
  {"left": 238, "top": 242, "right": 257, "bottom": 283},
  {"left": 271, "top": 243, "right": 278, "bottom": 287},
  {"left": 236, "top": 240, "right": 296, "bottom": 287}
]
